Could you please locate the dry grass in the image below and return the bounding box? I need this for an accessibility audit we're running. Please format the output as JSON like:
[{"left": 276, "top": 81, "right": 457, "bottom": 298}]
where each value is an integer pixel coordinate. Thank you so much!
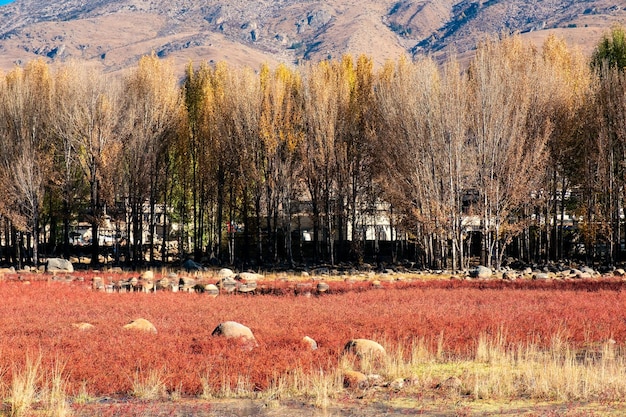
[
  {"left": 7, "top": 354, "right": 41, "bottom": 417},
  {"left": 130, "top": 367, "right": 167, "bottom": 401},
  {"left": 2, "top": 334, "right": 626, "bottom": 415}
]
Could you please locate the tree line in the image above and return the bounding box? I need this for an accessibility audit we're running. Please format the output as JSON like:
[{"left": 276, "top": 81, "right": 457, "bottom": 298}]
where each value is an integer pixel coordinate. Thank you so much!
[{"left": 1, "top": 30, "right": 625, "bottom": 270}]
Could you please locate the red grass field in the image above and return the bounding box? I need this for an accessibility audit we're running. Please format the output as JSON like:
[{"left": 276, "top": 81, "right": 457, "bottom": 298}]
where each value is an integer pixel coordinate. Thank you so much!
[{"left": 1, "top": 274, "right": 626, "bottom": 398}]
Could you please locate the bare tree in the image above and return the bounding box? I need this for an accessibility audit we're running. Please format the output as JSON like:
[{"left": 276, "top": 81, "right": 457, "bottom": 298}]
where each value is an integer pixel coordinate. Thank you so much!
[
  {"left": 51, "top": 61, "right": 122, "bottom": 266},
  {"left": 467, "top": 35, "right": 551, "bottom": 268},
  {"left": 0, "top": 60, "right": 53, "bottom": 267}
]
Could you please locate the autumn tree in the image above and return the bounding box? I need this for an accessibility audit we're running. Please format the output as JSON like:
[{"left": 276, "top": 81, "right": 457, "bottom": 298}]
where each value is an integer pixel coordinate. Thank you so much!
[
  {"left": 0, "top": 60, "right": 53, "bottom": 267},
  {"left": 467, "top": 35, "right": 551, "bottom": 268},
  {"left": 591, "top": 24, "right": 626, "bottom": 71},
  {"left": 540, "top": 35, "right": 592, "bottom": 262},
  {"left": 301, "top": 60, "right": 343, "bottom": 264},
  {"left": 259, "top": 63, "right": 304, "bottom": 264},
  {"left": 121, "top": 54, "right": 182, "bottom": 264},
  {"left": 374, "top": 56, "right": 470, "bottom": 269},
  {"left": 51, "top": 62, "right": 122, "bottom": 266}
]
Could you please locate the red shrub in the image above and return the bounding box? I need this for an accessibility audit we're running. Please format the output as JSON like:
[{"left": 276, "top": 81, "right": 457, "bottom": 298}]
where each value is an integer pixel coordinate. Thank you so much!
[{"left": 0, "top": 275, "right": 625, "bottom": 396}]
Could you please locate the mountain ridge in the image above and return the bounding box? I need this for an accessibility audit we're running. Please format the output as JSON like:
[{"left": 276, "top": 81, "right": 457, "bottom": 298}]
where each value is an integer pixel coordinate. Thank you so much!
[{"left": 0, "top": 0, "right": 624, "bottom": 74}]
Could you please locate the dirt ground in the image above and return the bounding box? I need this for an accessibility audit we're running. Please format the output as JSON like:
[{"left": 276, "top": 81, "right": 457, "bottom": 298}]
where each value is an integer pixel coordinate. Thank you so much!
[{"left": 69, "top": 397, "right": 626, "bottom": 417}]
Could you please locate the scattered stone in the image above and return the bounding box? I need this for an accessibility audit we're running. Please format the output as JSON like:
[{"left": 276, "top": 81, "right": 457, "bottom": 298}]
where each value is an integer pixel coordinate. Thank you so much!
[
  {"left": 295, "top": 282, "right": 312, "bottom": 296},
  {"left": 387, "top": 377, "right": 405, "bottom": 390},
  {"left": 502, "top": 271, "right": 517, "bottom": 280},
  {"left": 311, "top": 267, "right": 329, "bottom": 276},
  {"left": 614, "top": 268, "right": 626, "bottom": 277},
  {"left": 211, "top": 321, "right": 255, "bottom": 342},
  {"left": 344, "top": 339, "right": 386, "bottom": 358},
  {"left": 533, "top": 272, "right": 549, "bottom": 280},
  {"left": 580, "top": 266, "right": 596, "bottom": 275},
  {"left": 437, "top": 376, "right": 462, "bottom": 391},
  {"left": 72, "top": 322, "right": 94, "bottom": 331},
  {"left": 183, "top": 259, "right": 203, "bottom": 272},
  {"left": 92, "top": 277, "right": 104, "bottom": 291},
  {"left": 302, "top": 335, "right": 318, "bottom": 350},
  {"left": 47, "top": 258, "right": 73, "bottom": 273},
  {"left": 316, "top": 282, "right": 329, "bottom": 293},
  {"left": 470, "top": 265, "right": 492, "bottom": 279},
  {"left": 179, "top": 277, "right": 196, "bottom": 292},
  {"left": 141, "top": 270, "right": 154, "bottom": 280},
  {"left": 216, "top": 276, "right": 237, "bottom": 293},
  {"left": 156, "top": 277, "right": 170, "bottom": 291},
  {"left": 343, "top": 370, "right": 368, "bottom": 389},
  {"left": 237, "top": 281, "right": 257, "bottom": 293},
  {"left": 204, "top": 283, "right": 219, "bottom": 297},
  {"left": 139, "top": 279, "right": 154, "bottom": 292},
  {"left": 237, "top": 272, "right": 262, "bottom": 283},
  {"left": 123, "top": 318, "right": 157, "bottom": 333},
  {"left": 217, "top": 268, "right": 236, "bottom": 279}
]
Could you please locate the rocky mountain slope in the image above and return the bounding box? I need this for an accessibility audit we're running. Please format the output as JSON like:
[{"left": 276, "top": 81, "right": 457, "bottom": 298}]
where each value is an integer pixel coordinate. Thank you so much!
[{"left": 0, "top": 0, "right": 624, "bottom": 74}]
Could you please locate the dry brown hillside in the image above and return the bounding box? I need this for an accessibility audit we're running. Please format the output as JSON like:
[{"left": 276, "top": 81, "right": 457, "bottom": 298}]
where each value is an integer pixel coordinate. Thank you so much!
[{"left": 0, "top": 0, "right": 624, "bottom": 75}]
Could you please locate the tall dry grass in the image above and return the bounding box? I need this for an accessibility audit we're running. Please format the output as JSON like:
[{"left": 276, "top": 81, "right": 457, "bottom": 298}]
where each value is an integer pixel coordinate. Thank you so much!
[
  {"left": 3, "top": 334, "right": 626, "bottom": 414},
  {"left": 7, "top": 354, "right": 41, "bottom": 417}
]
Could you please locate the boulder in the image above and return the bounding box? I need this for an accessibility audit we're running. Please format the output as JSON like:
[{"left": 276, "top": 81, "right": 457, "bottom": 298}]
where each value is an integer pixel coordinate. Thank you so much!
[
  {"left": 502, "top": 271, "right": 517, "bottom": 281},
  {"left": 72, "top": 322, "right": 94, "bottom": 331},
  {"left": 344, "top": 339, "right": 386, "bottom": 358},
  {"left": 217, "top": 268, "right": 236, "bottom": 279},
  {"left": 580, "top": 266, "right": 596, "bottom": 275},
  {"left": 141, "top": 270, "right": 154, "bottom": 280},
  {"left": 183, "top": 259, "right": 203, "bottom": 272},
  {"left": 237, "top": 281, "right": 257, "bottom": 293},
  {"left": 237, "top": 272, "right": 262, "bottom": 283},
  {"left": 129, "top": 276, "right": 139, "bottom": 290},
  {"left": 343, "top": 370, "right": 367, "bottom": 389},
  {"left": 156, "top": 277, "right": 170, "bottom": 291},
  {"left": 212, "top": 321, "right": 256, "bottom": 343},
  {"left": 46, "top": 258, "right": 73, "bottom": 273},
  {"left": 216, "top": 276, "right": 237, "bottom": 293},
  {"left": 179, "top": 276, "right": 196, "bottom": 292},
  {"left": 139, "top": 279, "right": 154, "bottom": 292},
  {"left": 92, "top": 277, "right": 104, "bottom": 291},
  {"left": 303, "top": 335, "right": 318, "bottom": 350},
  {"left": 470, "top": 265, "right": 492, "bottom": 279},
  {"left": 316, "top": 282, "right": 329, "bottom": 293},
  {"left": 614, "top": 268, "right": 626, "bottom": 277},
  {"left": 204, "top": 283, "right": 219, "bottom": 297},
  {"left": 123, "top": 318, "right": 157, "bottom": 333}
]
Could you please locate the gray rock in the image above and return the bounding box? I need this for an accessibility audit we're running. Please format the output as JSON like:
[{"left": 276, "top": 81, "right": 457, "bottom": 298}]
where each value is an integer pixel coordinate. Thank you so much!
[
  {"left": 217, "top": 268, "right": 236, "bottom": 278},
  {"left": 470, "top": 265, "right": 492, "bottom": 279},
  {"left": 212, "top": 321, "right": 255, "bottom": 342},
  {"left": 183, "top": 259, "right": 203, "bottom": 271},
  {"left": 46, "top": 258, "right": 73, "bottom": 273},
  {"left": 303, "top": 335, "right": 318, "bottom": 350},
  {"left": 237, "top": 272, "right": 262, "bottom": 283}
]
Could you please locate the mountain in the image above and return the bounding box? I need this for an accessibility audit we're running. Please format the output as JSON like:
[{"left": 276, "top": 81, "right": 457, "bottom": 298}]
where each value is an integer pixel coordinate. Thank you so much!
[{"left": 0, "top": 0, "right": 623, "bottom": 74}]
